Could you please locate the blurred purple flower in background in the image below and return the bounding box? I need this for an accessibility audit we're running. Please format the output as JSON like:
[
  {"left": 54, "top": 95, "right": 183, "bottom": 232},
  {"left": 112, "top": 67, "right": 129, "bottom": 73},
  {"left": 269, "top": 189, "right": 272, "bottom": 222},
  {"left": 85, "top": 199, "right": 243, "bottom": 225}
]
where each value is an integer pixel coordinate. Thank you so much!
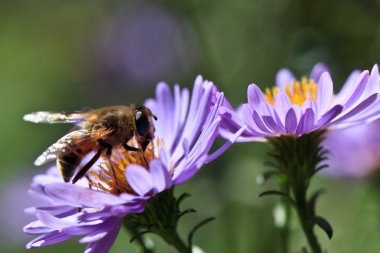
[
  {"left": 24, "top": 76, "right": 240, "bottom": 252},
  {"left": 96, "top": 3, "right": 198, "bottom": 86},
  {"left": 220, "top": 63, "right": 380, "bottom": 140},
  {"left": 0, "top": 173, "right": 47, "bottom": 247},
  {"left": 323, "top": 120, "right": 380, "bottom": 179}
]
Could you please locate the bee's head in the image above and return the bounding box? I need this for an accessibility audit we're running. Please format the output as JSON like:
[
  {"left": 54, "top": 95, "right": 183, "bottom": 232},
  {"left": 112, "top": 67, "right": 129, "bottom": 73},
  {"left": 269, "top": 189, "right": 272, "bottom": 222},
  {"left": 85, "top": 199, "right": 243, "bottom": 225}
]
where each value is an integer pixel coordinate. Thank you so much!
[{"left": 133, "top": 105, "right": 157, "bottom": 151}]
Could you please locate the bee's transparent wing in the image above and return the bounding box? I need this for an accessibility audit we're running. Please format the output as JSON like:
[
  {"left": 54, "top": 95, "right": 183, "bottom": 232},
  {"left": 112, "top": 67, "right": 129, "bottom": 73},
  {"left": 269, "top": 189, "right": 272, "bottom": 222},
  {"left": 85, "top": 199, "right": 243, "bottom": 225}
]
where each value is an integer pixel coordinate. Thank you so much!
[
  {"left": 23, "top": 111, "right": 85, "bottom": 124},
  {"left": 34, "top": 128, "right": 112, "bottom": 166},
  {"left": 34, "top": 130, "right": 91, "bottom": 166}
]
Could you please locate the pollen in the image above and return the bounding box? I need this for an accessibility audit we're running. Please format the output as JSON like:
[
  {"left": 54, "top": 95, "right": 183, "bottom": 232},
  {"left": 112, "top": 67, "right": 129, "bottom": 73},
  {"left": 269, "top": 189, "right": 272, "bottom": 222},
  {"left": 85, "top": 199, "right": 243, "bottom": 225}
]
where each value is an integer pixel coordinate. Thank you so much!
[
  {"left": 265, "top": 77, "right": 317, "bottom": 106},
  {"left": 88, "top": 138, "right": 161, "bottom": 195}
]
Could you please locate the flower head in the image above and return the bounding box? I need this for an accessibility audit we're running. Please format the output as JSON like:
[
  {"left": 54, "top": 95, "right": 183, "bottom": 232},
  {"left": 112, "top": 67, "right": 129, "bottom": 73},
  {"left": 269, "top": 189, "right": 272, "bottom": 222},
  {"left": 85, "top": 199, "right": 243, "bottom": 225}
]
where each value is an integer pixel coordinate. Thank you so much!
[
  {"left": 24, "top": 76, "right": 236, "bottom": 252},
  {"left": 220, "top": 64, "right": 380, "bottom": 140}
]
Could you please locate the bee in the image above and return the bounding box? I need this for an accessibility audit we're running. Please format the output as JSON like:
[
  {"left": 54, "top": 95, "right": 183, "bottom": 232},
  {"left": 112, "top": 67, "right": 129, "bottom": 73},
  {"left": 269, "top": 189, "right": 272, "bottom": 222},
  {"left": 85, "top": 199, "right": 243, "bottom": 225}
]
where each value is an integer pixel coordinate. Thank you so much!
[{"left": 24, "top": 105, "right": 157, "bottom": 184}]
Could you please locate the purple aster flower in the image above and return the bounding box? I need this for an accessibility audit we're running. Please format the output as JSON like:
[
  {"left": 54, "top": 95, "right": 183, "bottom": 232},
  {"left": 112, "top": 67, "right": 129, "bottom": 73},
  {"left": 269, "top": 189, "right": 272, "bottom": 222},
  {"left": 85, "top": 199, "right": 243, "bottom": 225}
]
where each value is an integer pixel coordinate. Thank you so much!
[
  {"left": 220, "top": 63, "right": 380, "bottom": 140},
  {"left": 218, "top": 63, "right": 380, "bottom": 253},
  {"left": 24, "top": 76, "right": 241, "bottom": 253},
  {"left": 322, "top": 119, "right": 380, "bottom": 179}
]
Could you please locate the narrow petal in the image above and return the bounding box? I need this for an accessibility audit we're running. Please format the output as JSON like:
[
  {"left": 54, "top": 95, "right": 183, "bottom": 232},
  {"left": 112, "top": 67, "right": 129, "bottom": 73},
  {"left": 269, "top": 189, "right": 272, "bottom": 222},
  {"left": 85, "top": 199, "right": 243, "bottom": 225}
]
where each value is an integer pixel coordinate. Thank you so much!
[
  {"left": 35, "top": 211, "right": 76, "bottom": 230},
  {"left": 125, "top": 164, "right": 152, "bottom": 196},
  {"left": 285, "top": 108, "right": 298, "bottom": 133},
  {"left": 83, "top": 218, "right": 121, "bottom": 253},
  {"left": 262, "top": 116, "right": 281, "bottom": 132},
  {"left": 149, "top": 160, "right": 172, "bottom": 193},
  {"left": 24, "top": 220, "right": 55, "bottom": 234},
  {"left": 316, "top": 72, "right": 333, "bottom": 115},
  {"left": 296, "top": 108, "right": 315, "bottom": 134},
  {"left": 206, "top": 125, "right": 247, "bottom": 163},
  {"left": 335, "top": 70, "right": 361, "bottom": 103},
  {"left": 27, "top": 231, "right": 73, "bottom": 249},
  {"left": 310, "top": 63, "right": 330, "bottom": 82},
  {"left": 317, "top": 105, "right": 343, "bottom": 127},
  {"left": 241, "top": 104, "right": 266, "bottom": 134},
  {"left": 252, "top": 110, "right": 271, "bottom": 133},
  {"left": 365, "top": 64, "right": 379, "bottom": 96},
  {"left": 330, "top": 94, "right": 378, "bottom": 125},
  {"left": 44, "top": 183, "right": 125, "bottom": 208},
  {"left": 341, "top": 71, "right": 370, "bottom": 109},
  {"left": 276, "top": 69, "right": 295, "bottom": 89},
  {"left": 274, "top": 92, "right": 292, "bottom": 124},
  {"left": 247, "top": 83, "right": 266, "bottom": 109}
]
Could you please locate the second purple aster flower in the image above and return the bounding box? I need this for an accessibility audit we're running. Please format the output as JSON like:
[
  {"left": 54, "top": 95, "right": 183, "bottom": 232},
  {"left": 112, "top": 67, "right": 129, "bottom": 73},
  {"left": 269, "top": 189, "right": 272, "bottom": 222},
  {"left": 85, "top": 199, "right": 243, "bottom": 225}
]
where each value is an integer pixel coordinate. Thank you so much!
[{"left": 219, "top": 63, "right": 380, "bottom": 253}]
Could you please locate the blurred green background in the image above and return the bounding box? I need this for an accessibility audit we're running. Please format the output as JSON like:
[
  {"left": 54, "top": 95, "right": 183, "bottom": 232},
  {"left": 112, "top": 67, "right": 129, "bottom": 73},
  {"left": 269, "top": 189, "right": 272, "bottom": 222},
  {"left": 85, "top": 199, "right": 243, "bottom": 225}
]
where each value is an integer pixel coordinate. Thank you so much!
[{"left": 0, "top": 0, "right": 380, "bottom": 252}]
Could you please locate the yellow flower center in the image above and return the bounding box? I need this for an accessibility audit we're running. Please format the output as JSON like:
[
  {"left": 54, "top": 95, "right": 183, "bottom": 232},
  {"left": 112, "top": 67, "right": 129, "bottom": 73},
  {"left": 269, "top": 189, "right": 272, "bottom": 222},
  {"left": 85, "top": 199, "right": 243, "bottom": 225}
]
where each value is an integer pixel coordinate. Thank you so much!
[
  {"left": 87, "top": 138, "right": 162, "bottom": 195},
  {"left": 264, "top": 77, "right": 317, "bottom": 106}
]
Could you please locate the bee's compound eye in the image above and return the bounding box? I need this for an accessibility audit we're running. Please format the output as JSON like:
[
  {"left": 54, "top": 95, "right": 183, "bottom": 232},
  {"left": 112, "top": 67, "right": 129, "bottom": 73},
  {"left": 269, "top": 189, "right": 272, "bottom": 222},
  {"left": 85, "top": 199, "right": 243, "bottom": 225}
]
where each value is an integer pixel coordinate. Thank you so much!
[
  {"left": 135, "top": 110, "right": 150, "bottom": 136},
  {"left": 135, "top": 110, "right": 142, "bottom": 121}
]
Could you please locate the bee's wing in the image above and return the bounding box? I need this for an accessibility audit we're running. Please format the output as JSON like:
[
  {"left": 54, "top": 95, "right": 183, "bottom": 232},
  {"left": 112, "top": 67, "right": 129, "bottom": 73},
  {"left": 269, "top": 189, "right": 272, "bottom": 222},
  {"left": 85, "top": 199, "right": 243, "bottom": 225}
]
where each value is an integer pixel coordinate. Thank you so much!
[
  {"left": 23, "top": 111, "right": 86, "bottom": 124},
  {"left": 34, "top": 128, "right": 112, "bottom": 166}
]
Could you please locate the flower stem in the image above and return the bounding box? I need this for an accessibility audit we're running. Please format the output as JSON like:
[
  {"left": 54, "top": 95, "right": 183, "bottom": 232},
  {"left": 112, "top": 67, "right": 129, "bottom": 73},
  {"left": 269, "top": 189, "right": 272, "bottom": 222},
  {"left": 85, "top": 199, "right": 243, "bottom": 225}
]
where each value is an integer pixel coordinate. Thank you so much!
[
  {"left": 279, "top": 185, "right": 291, "bottom": 253},
  {"left": 265, "top": 130, "right": 330, "bottom": 253},
  {"left": 294, "top": 190, "right": 322, "bottom": 253}
]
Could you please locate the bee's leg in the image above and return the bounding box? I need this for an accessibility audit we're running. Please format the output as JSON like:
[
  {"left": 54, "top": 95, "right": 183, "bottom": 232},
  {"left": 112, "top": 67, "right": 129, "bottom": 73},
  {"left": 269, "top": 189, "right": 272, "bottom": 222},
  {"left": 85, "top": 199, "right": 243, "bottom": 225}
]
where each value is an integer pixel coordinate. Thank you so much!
[
  {"left": 72, "top": 147, "right": 104, "bottom": 184},
  {"left": 123, "top": 143, "right": 149, "bottom": 167},
  {"left": 122, "top": 144, "right": 140, "bottom": 151},
  {"left": 98, "top": 140, "right": 120, "bottom": 189}
]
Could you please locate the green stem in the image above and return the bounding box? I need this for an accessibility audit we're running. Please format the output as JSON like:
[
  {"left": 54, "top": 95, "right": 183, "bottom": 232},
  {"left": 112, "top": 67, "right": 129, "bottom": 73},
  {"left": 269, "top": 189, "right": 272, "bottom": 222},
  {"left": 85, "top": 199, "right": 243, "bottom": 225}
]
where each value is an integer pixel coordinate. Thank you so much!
[
  {"left": 279, "top": 185, "right": 291, "bottom": 253},
  {"left": 294, "top": 190, "right": 322, "bottom": 253}
]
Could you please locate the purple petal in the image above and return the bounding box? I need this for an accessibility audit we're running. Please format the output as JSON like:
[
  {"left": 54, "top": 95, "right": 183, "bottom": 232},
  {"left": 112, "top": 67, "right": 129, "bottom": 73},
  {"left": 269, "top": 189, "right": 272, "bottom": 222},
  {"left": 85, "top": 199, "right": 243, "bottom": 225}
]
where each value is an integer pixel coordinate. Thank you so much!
[
  {"left": 292, "top": 104, "right": 302, "bottom": 121},
  {"left": 26, "top": 231, "right": 73, "bottom": 249},
  {"left": 316, "top": 72, "right": 333, "bottom": 115},
  {"left": 365, "top": 64, "right": 379, "bottom": 96},
  {"left": 273, "top": 110, "right": 286, "bottom": 132},
  {"left": 24, "top": 220, "right": 55, "bottom": 234},
  {"left": 335, "top": 70, "right": 361, "bottom": 103},
  {"left": 276, "top": 69, "right": 295, "bottom": 89},
  {"left": 206, "top": 125, "right": 247, "bottom": 163},
  {"left": 262, "top": 116, "right": 281, "bottom": 132},
  {"left": 241, "top": 104, "right": 266, "bottom": 134},
  {"left": 44, "top": 183, "right": 125, "bottom": 208},
  {"left": 247, "top": 83, "right": 266, "bottom": 109},
  {"left": 252, "top": 110, "right": 271, "bottom": 133},
  {"left": 331, "top": 93, "right": 378, "bottom": 125},
  {"left": 274, "top": 92, "right": 292, "bottom": 123},
  {"left": 149, "top": 160, "right": 172, "bottom": 193},
  {"left": 79, "top": 218, "right": 121, "bottom": 244},
  {"left": 259, "top": 101, "right": 274, "bottom": 117},
  {"left": 310, "top": 63, "right": 330, "bottom": 82},
  {"left": 296, "top": 109, "right": 315, "bottom": 134},
  {"left": 302, "top": 99, "right": 317, "bottom": 113},
  {"left": 285, "top": 108, "right": 298, "bottom": 133},
  {"left": 317, "top": 105, "right": 343, "bottom": 127},
  {"left": 35, "top": 211, "right": 76, "bottom": 230},
  {"left": 125, "top": 164, "right": 152, "bottom": 196},
  {"left": 83, "top": 218, "right": 121, "bottom": 253},
  {"left": 341, "top": 71, "right": 370, "bottom": 108}
]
